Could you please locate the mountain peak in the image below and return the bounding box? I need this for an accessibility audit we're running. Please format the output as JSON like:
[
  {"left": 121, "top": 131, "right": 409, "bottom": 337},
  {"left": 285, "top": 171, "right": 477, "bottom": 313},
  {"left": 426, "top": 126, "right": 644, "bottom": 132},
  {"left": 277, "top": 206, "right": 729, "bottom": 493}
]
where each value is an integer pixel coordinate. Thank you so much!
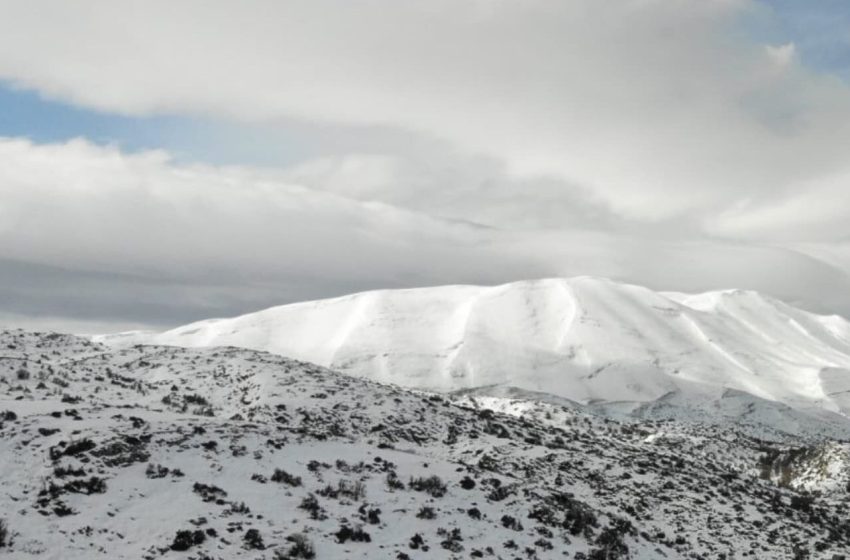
[{"left": 96, "top": 277, "right": 850, "bottom": 435}]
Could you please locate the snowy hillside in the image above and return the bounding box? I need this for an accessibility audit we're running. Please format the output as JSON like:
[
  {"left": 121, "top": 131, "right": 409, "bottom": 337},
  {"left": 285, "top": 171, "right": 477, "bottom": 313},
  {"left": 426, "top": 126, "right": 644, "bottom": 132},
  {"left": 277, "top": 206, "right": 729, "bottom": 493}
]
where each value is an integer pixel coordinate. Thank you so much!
[
  {"left": 2, "top": 329, "right": 850, "bottom": 559},
  {"left": 98, "top": 277, "right": 850, "bottom": 437}
]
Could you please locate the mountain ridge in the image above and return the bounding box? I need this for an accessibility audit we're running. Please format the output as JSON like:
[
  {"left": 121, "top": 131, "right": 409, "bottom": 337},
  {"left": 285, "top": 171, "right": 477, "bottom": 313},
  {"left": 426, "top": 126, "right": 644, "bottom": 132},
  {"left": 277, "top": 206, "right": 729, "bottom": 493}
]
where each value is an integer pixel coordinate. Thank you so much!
[{"left": 96, "top": 277, "right": 850, "bottom": 437}]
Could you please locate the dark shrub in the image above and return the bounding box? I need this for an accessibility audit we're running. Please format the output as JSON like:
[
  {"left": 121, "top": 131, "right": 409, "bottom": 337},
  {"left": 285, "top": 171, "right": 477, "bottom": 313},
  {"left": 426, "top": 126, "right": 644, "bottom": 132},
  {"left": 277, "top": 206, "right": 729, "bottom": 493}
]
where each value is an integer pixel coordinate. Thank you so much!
[
  {"left": 417, "top": 506, "right": 436, "bottom": 520},
  {"left": 501, "top": 515, "right": 523, "bottom": 531},
  {"left": 386, "top": 472, "right": 405, "bottom": 490},
  {"left": 459, "top": 476, "right": 476, "bottom": 490},
  {"left": 64, "top": 476, "right": 107, "bottom": 495},
  {"left": 298, "top": 494, "right": 327, "bottom": 520},
  {"left": 528, "top": 504, "right": 558, "bottom": 526},
  {"left": 53, "top": 502, "right": 74, "bottom": 516},
  {"left": 790, "top": 494, "right": 814, "bottom": 513},
  {"left": 277, "top": 533, "right": 315, "bottom": 559},
  {"left": 244, "top": 528, "right": 265, "bottom": 550},
  {"left": 318, "top": 479, "right": 365, "bottom": 501},
  {"left": 409, "top": 475, "right": 447, "bottom": 498},
  {"left": 440, "top": 528, "right": 463, "bottom": 552},
  {"left": 185, "top": 394, "right": 209, "bottom": 406},
  {"left": 271, "top": 468, "right": 302, "bottom": 487},
  {"left": 589, "top": 525, "right": 629, "bottom": 560},
  {"left": 192, "top": 482, "right": 228, "bottom": 503},
  {"left": 335, "top": 525, "right": 371, "bottom": 544},
  {"left": 792, "top": 545, "right": 810, "bottom": 560},
  {"left": 358, "top": 504, "right": 381, "bottom": 524},
  {"left": 171, "top": 529, "right": 205, "bottom": 551},
  {"left": 228, "top": 501, "right": 251, "bottom": 515},
  {"left": 535, "top": 538, "right": 554, "bottom": 550},
  {"left": 53, "top": 465, "right": 85, "bottom": 478},
  {"left": 50, "top": 438, "right": 96, "bottom": 460},
  {"left": 487, "top": 484, "right": 514, "bottom": 502},
  {"left": 146, "top": 463, "right": 169, "bottom": 479}
]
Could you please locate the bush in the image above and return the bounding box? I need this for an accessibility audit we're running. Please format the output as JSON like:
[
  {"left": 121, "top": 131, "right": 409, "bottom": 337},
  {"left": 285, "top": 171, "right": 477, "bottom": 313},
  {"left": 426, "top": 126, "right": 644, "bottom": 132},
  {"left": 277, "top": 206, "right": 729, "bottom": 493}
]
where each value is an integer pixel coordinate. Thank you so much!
[
  {"left": 487, "top": 484, "right": 514, "bottom": 502},
  {"left": 790, "top": 494, "right": 814, "bottom": 513},
  {"left": 358, "top": 504, "right": 381, "bottom": 524},
  {"left": 386, "top": 472, "right": 405, "bottom": 490},
  {"left": 417, "top": 506, "right": 437, "bottom": 520},
  {"left": 792, "top": 545, "right": 811, "bottom": 560},
  {"left": 244, "top": 528, "right": 265, "bottom": 550},
  {"left": 440, "top": 528, "right": 463, "bottom": 552},
  {"left": 318, "top": 479, "right": 366, "bottom": 501},
  {"left": 64, "top": 476, "right": 107, "bottom": 495},
  {"left": 271, "top": 468, "right": 302, "bottom": 487},
  {"left": 185, "top": 394, "right": 209, "bottom": 406},
  {"left": 529, "top": 504, "right": 558, "bottom": 526},
  {"left": 146, "top": 463, "right": 169, "bottom": 479},
  {"left": 501, "top": 515, "right": 523, "bottom": 531},
  {"left": 589, "top": 525, "right": 630, "bottom": 560},
  {"left": 275, "top": 533, "right": 315, "bottom": 559},
  {"left": 53, "top": 465, "right": 85, "bottom": 478},
  {"left": 192, "top": 482, "right": 228, "bottom": 503},
  {"left": 228, "top": 501, "right": 251, "bottom": 514},
  {"left": 298, "top": 494, "right": 327, "bottom": 521},
  {"left": 171, "top": 529, "right": 205, "bottom": 551},
  {"left": 409, "top": 475, "right": 447, "bottom": 498},
  {"left": 0, "top": 519, "right": 9, "bottom": 548},
  {"left": 49, "top": 438, "right": 95, "bottom": 460},
  {"left": 335, "top": 524, "right": 371, "bottom": 544}
]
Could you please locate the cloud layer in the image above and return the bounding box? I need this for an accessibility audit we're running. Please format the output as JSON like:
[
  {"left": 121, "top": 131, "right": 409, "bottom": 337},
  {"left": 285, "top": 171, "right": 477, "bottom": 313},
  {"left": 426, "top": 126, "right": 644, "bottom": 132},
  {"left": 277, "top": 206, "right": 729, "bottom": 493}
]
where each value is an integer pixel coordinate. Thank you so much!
[
  {"left": 2, "top": 1, "right": 850, "bottom": 329},
  {"left": 2, "top": 0, "right": 850, "bottom": 233},
  {"left": 1, "top": 138, "right": 850, "bottom": 332}
]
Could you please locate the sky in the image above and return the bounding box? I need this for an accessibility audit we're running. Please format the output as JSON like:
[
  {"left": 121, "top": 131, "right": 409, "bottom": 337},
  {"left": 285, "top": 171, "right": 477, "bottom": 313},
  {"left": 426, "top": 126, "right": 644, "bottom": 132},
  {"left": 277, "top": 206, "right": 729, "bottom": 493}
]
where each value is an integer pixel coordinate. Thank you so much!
[{"left": 3, "top": 0, "right": 850, "bottom": 333}]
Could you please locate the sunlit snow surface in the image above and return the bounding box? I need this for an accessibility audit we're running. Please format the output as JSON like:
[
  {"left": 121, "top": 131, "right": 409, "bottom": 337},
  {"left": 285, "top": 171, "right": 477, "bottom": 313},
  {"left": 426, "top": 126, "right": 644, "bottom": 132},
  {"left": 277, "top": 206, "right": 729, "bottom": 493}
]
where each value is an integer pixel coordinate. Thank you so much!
[{"left": 101, "top": 277, "right": 850, "bottom": 438}]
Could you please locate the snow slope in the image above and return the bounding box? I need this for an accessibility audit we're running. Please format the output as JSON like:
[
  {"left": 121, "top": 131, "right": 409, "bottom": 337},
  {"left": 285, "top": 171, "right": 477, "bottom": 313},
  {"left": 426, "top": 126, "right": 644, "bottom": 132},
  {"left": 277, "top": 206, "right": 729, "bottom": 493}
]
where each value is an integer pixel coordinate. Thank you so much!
[
  {"left": 98, "top": 277, "right": 850, "bottom": 434},
  {"left": 3, "top": 329, "right": 850, "bottom": 559}
]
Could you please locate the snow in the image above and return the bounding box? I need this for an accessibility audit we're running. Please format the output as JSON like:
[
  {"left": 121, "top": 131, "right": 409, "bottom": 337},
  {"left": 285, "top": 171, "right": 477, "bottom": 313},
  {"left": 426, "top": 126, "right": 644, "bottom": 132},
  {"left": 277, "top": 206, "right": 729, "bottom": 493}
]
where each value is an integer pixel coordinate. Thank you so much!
[
  {"left": 3, "top": 329, "right": 850, "bottom": 559},
  {"left": 98, "top": 277, "right": 850, "bottom": 436}
]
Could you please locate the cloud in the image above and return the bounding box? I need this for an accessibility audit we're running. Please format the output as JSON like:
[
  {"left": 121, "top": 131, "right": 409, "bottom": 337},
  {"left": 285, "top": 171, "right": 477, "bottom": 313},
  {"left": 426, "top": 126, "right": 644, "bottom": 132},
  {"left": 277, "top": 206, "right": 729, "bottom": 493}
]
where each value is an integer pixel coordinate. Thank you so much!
[
  {"left": 1, "top": 0, "right": 850, "bottom": 237},
  {"left": 2, "top": 2, "right": 850, "bottom": 330},
  {"left": 280, "top": 152, "right": 621, "bottom": 231},
  {"left": 2, "top": 137, "right": 850, "bottom": 332},
  {"left": 766, "top": 42, "right": 797, "bottom": 67}
]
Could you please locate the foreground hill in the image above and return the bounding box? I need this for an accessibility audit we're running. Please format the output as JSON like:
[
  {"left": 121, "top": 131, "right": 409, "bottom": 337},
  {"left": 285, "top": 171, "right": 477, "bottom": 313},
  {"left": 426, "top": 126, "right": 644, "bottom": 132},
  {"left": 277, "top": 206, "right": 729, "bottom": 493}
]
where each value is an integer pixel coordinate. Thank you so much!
[
  {"left": 1, "top": 329, "right": 850, "bottom": 559},
  {"left": 98, "top": 277, "right": 850, "bottom": 438}
]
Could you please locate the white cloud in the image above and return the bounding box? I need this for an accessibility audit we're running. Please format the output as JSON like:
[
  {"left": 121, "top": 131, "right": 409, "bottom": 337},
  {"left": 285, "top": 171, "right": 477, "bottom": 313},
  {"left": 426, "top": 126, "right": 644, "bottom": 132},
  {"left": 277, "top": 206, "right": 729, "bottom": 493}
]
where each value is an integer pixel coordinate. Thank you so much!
[
  {"left": 2, "top": 2, "right": 850, "bottom": 328},
  {"left": 2, "top": 137, "right": 850, "bottom": 332},
  {"left": 766, "top": 42, "right": 797, "bottom": 67},
  {"left": 1, "top": 0, "right": 850, "bottom": 236}
]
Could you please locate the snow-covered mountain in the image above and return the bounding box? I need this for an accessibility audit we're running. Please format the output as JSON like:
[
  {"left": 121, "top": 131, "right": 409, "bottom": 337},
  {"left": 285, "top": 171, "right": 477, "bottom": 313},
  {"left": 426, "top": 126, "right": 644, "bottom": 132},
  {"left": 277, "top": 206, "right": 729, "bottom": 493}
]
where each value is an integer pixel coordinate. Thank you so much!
[
  {"left": 98, "top": 277, "right": 850, "bottom": 437},
  {"left": 2, "top": 329, "right": 850, "bottom": 559}
]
